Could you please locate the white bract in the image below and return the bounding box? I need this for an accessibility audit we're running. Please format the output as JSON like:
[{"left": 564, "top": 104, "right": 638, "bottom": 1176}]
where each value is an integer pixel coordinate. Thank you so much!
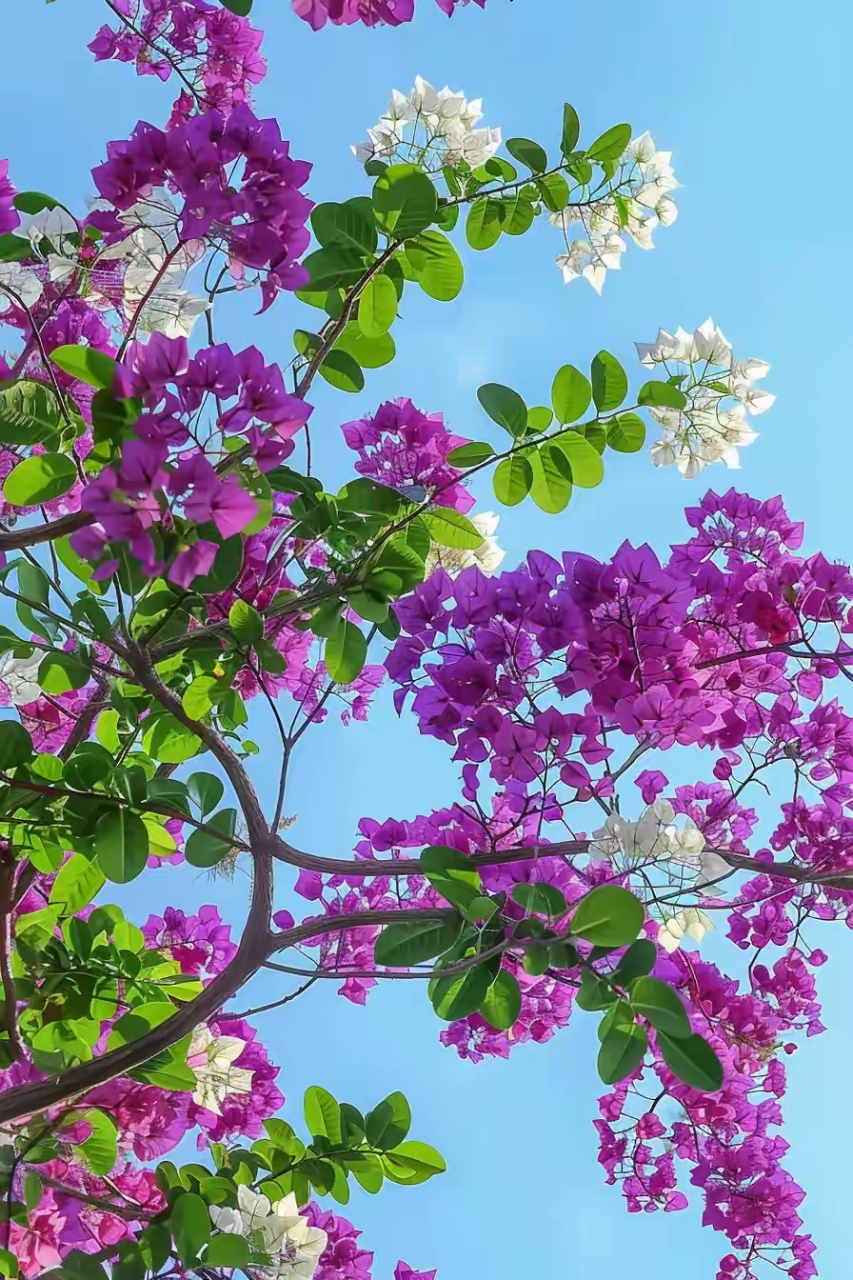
[
  {"left": 551, "top": 131, "right": 678, "bottom": 293},
  {"left": 188, "top": 1026, "right": 254, "bottom": 1115},
  {"left": 425, "top": 510, "right": 506, "bottom": 578},
  {"left": 0, "top": 651, "right": 43, "bottom": 707},
  {"left": 636, "top": 318, "right": 775, "bottom": 477},
  {"left": 353, "top": 76, "right": 501, "bottom": 172},
  {"left": 0, "top": 262, "right": 43, "bottom": 314},
  {"left": 589, "top": 800, "right": 728, "bottom": 886},
  {"left": 209, "top": 1186, "right": 328, "bottom": 1279},
  {"left": 658, "top": 907, "right": 715, "bottom": 954}
]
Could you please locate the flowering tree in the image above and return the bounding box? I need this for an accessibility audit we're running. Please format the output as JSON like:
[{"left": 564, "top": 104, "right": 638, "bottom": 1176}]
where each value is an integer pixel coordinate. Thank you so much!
[{"left": 0, "top": 4, "right": 838, "bottom": 1280}]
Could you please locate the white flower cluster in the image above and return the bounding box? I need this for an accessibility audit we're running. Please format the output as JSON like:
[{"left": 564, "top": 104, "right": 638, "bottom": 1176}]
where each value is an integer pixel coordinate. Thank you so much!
[
  {"left": 636, "top": 318, "right": 775, "bottom": 477},
  {"left": 425, "top": 510, "right": 506, "bottom": 578},
  {"left": 658, "top": 907, "right": 715, "bottom": 954},
  {"left": 551, "top": 131, "right": 677, "bottom": 294},
  {"left": 0, "top": 650, "right": 42, "bottom": 707},
  {"left": 210, "top": 1185, "right": 328, "bottom": 1279},
  {"left": 589, "top": 799, "right": 730, "bottom": 887},
  {"left": 353, "top": 76, "right": 501, "bottom": 171},
  {"left": 188, "top": 1026, "right": 254, "bottom": 1116}
]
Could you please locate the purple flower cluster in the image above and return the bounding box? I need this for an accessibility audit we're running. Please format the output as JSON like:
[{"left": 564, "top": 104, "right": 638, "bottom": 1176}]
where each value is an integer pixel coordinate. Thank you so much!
[
  {"left": 292, "top": 0, "right": 484, "bottom": 27},
  {"left": 89, "top": 1, "right": 266, "bottom": 124},
  {"left": 342, "top": 398, "right": 474, "bottom": 513},
  {"left": 0, "top": 158, "right": 18, "bottom": 234},
  {"left": 305, "top": 1206, "right": 374, "bottom": 1280},
  {"left": 91, "top": 104, "right": 312, "bottom": 307}
]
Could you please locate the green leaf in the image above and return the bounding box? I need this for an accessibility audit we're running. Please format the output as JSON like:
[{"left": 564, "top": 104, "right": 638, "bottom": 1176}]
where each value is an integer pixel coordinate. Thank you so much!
[
  {"left": 505, "top": 137, "right": 548, "bottom": 172},
  {"left": 351, "top": 1153, "right": 384, "bottom": 1194},
  {"left": 336, "top": 324, "right": 395, "bottom": 369},
  {"left": 480, "top": 969, "right": 521, "bottom": 1030},
  {"left": 551, "top": 364, "right": 592, "bottom": 423},
  {"left": 304, "top": 1086, "right": 342, "bottom": 1143},
  {"left": 184, "top": 808, "right": 236, "bottom": 869},
  {"left": 365, "top": 1092, "right": 411, "bottom": 1150},
  {"left": 358, "top": 275, "right": 397, "bottom": 337},
  {"left": 586, "top": 123, "right": 631, "bottom": 162},
  {"left": 311, "top": 200, "right": 377, "bottom": 255},
  {"left": 611, "top": 938, "right": 657, "bottom": 984},
  {"left": 477, "top": 383, "right": 527, "bottom": 437},
  {"left": 303, "top": 247, "right": 367, "bottom": 292},
  {"left": 108, "top": 1001, "right": 176, "bottom": 1050},
  {"left": 95, "top": 810, "right": 150, "bottom": 884},
  {"left": 549, "top": 432, "right": 605, "bottom": 488},
  {"left": 192, "top": 530, "right": 244, "bottom": 596},
  {"left": 607, "top": 413, "right": 646, "bottom": 453},
  {"left": 373, "top": 165, "right": 437, "bottom": 239},
  {"left": 591, "top": 351, "right": 628, "bottom": 413},
  {"left": 656, "top": 1031, "right": 724, "bottom": 1092},
  {"left": 49, "top": 345, "right": 116, "bottom": 390},
  {"left": 511, "top": 882, "right": 568, "bottom": 917},
  {"left": 204, "top": 1236, "right": 249, "bottom": 1268},
  {"left": 500, "top": 195, "right": 535, "bottom": 236},
  {"left": 0, "top": 721, "right": 33, "bottom": 769},
  {"left": 220, "top": 0, "right": 253, "bottom": 13},
  {"left": 325, "top": 619, "right": 367, "bottom": 685},
  {"left": 534, "top": 173, "right": 569, "bottom": 211},
  {"left": 256, "top": 637, "right": 288, "bottom": 673},
  {"left": 171, "top": 1193, "right": 211, "bottom": 1267},
  {"left": 14, "top": 191, "right": 60, "bottom": 215},
  {"left": 338, "top": 476, "right": 404, "bottom": 517},
  {"left": 0, "top": 379, "right": 61, "bottom": 448},
  {"left": 0, "top": 234, "right": 31, "bottom": 264},
  {"left": 374, "top": 918, "right": 462, "bottom": 968},
  {"left": 3, "top": 453, "right": 77, "bottom": 506},
  {"left": 49, "top": 853, "right": 105, "bottom": 915},
  {"left": 421, "top": 507, "right": 483, "bottom": 551},
  {"left": 382, "top": 1140, "right": 446, "bottom": 1181},
  {"left": 431, "top": 963, "right": 494, "bottom": 1021},
  {"left": 446, "top": 442, "right": 495, "bottom": 467},
  {"left": 493, "top": 454, "right": 533, "bottom": 506},
  {"left": 420, "top": 845, "right": 481, "bottom": 910},
  {"left": 56, "top": 534, "right": 107, "bottom": 594},
  {"left": 410, "top": 231, "right": 464, "bottom": 302},
  {"left": 526, "top": 406, "right": 553, "bottom": 434},
  {"left": 638, "top": 381, "right": 688, "bottom": 410},
  {"left": 630, "top": 976, "right": 692, "bottom": 1039},
  {"left": 79, "top": 1109, "right": 117, "bottom": 1176},
  {"left": 529, "top": 444, "right": 572, "bottom": 514},
  {"left": 22, "top": 1170, "right": 43, "bottom": 1212},
  {"left": 466, "top": 199, "right": 503, "bottom": 250},
  {"left": 142, "top": 714, "right": 201, "bottom": 764},
  {"left": 38, "top": 651, "right": 89, "bottom": 695},
  {"left": 561, "top": 103, "right": 581, "bottom": 156},
  {"left": 319, "top": 349, "right": 364, "bottom": 393},
  {"left": 570, "top": 886, "right": 644, "bottom": 947},
  {"left": 598, "top": 1022, "right": 647, "bottom": 1084},
  {"left": 229, "top": 599, "right": 264, "bottom": 646},
  {"left": 186, "top": 772, "right": 224, "bottom": 817}
]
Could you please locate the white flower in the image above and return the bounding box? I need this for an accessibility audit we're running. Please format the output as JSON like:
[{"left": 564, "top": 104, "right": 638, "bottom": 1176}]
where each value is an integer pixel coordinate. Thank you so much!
[
  {"left": 0, "top": 651, "right": 42, "bottom": 706},
  {"left": 556, "top": 228, "right": 626, "bottom": 294},
  {"left": 353, "top": 77, "right": 499, "bottom": 173},
  {"left": 209, "top": 1187, "right": 328, "bottom": 1280},
  {"left": 0, "top": 262, "right": 42, "bottom": 313},
  {"left": 425, "top": 510, "right": 505, "bottom": 578},
  {"left": 658, "top": 908, "right": 715, "bottom": 954},
  {"left": 188, "top": 1026, "right": 253, "bottom": 1115},
  {"left": 16, "top": 206, "right": 78, "bottom": 252}
]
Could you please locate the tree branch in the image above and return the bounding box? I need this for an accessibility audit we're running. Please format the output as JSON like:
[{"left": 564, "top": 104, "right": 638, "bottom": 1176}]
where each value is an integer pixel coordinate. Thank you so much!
[{"left": 0, "top": 511, "right": 92, "bottom": 552}]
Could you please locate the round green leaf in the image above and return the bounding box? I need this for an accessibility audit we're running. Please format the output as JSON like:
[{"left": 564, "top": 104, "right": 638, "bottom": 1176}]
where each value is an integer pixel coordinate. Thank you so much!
[
  {"left": 142, "top": 714, "right": 202, "bottom": 765},
  {"left": 505, "top": 137, "right": 548, "bottom": 172},
  {"left": 49, "top": 853, "right": 105, "bottom": 915},
  {"left": 570, "top": 885, "right": 644, "bottom": 947},
  {"left": 204, "top": 1236, "right": 249, "bottom": 1269},
  {"left": 304, "top": 1085, "right": 343, "bottom": 1143},
  {"left": 550, "top": 432, "right": 605, "bottom": 488},
  {"left": 38, "top": 652, "right": 90, "bottom": 695},
  {"left": 638, "top": 380, "right": 688, "bottom": 410},
  {"left": 493, "top": 454, "right": 533, "bottom": 506},
  {"left": 95, "top": 809, "right": 150, "bottom": 884},
  {"left": 358, "top": 274, "right": 397, "bottom": 337},
  {"left": 598, "top": 1022, "right": 648, "bottom": 1085},
  {"left": 303, "top": 247, "right": 366, "bottom": 292},
  {"left": 586, "top": 123, "right": 632, "bottom": 162},
  {"left": 466, "top": 199, "right": 503, "bottom": 250},
  {"left": 552, "top": 364, "right": 592, "bottom": 423},
  {"left": 511, "top": 881, "right": 568, "bottom": 917},
  {"left": 170, "top": 1193, "right": 211, "bottom": 1268},
  {"left": 311, "top": 199, "right": 377, "bottom": 255},
  {"left": 500, "top": 196, "right": 535, "bottom": 236},
  {"left": 534, "top": 173, "right": 569, "bottom": 211},
  {"left": 229, "top": 599, "right": 264, "bottom": 646},
  {"left": 187, "top": 772, "right": 225, "bottom": 817},
  {"left": 612, "top": 939, "right": 658, "bottom": 984},
  {"left": 319, "top": 349, "right": 364, "bottom": 393},
  {"left": 373, "top": 165, "right": 437, "bottom": 239},
  {"left": 184, "top": 809, "right": 236, "bottom": 869},
  {"left": 336, "top": 324, "right": 395, "bottom": 369},
  {"left": 591, "top": 350, "right": 628, "bottom": 413},
  {"left": 365, "top": 1091, "right": 410, "bottom": 1150},
  {"left": 480, "top": 969, "right": 522, "bottom": 1030},
  {"left": 529, "top": 444, "right": 573, "bottom": 514},
  {"left": 421, "top": 507, "right": 484, "bottom": 551},
  {"left": 561, "top": 103, "right": 581, "bottom": 156},
  {"left": 49, "top": 345, "right": 117, "bottom": 390},
  {"left": 607, "top": 413, "right": 646, "bottom": 453},
  {"left": 431, "top": 964, "right": 494, "bottom": 1021},
  {"left": 326, "top": 618, "right": 367, "bottom": 685},
  {"left": 3, "top": 453, "right": 77, "bottom": 506},
  {"left": 446, "top": 442, "right": 495, "bottom": 467},
  {"left": 656, "top": 1030, "right": 724, "bottom": 1093},
  {"left": 412, "top": 231, "right": 464, "bottom": 302},
  {"left": 0, "top": 721, "right": 34, "bottom": 769},
  {"left": 526, "top": 406, "right": 553, "bottom": 435},
  {"left": 477, "top": 383, "right": 528, "bottom": 437},
  {"left": 374, "top": 919, "right": 462, "bottom": 968},
  {"left": 630, "top": 976, "right": 692, "bottom": 1039}
]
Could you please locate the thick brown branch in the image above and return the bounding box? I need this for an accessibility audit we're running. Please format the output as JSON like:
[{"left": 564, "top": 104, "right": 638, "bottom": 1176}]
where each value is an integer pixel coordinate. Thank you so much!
[
  {"left": 0, "top": 511, "right": 92, "bottom": 552},
  {"left": 39, "top": 1175, "right": 152, "bottom": 1222}
]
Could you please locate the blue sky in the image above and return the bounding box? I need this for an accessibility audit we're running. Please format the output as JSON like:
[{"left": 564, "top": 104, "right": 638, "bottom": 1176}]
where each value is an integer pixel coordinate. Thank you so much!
[{"left": 3, "top": 0, "right": 853, "bottom": 1275}]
